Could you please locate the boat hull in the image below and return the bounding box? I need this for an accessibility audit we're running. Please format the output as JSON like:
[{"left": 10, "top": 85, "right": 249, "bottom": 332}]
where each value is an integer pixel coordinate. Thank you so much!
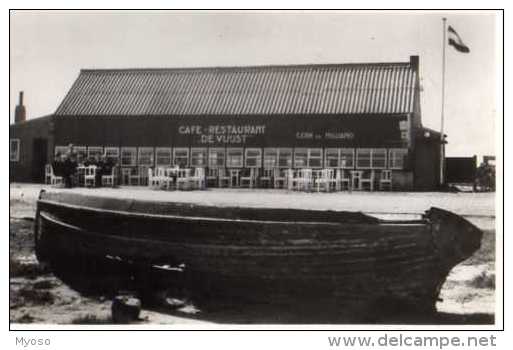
[{"left": 34, "top": 190, "right": 482, "bottom": 311}]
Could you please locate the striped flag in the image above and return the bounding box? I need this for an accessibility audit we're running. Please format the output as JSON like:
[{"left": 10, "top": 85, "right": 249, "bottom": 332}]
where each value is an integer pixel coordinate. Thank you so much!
[{"left": 448, "top": 25, "right": 470, "bottom": 53}]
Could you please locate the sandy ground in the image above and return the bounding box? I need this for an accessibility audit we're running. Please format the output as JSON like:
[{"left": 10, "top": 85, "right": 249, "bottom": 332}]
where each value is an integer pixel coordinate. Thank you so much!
[{"left": 9, "top": 183, "right": 496, "bottom": 325}]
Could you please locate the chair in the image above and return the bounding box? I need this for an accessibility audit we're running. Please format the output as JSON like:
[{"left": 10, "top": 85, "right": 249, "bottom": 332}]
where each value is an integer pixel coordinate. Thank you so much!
[
  {"left": 379, "top": 170, "right": 393, "bottom": 191},
  {"left": 161, "top": 167, "right": 175, "bottom": 190},
  {"left": 138, "top": 166, "right": 150, "bottom": 186},
  {"left": 336, "top": 169, "right": 351, "bottom": 191},
  {"left": 240, "top": 168, "right": 258, "bottom": 188},
  {"left": 218, "top": 168, "right": 230, "bottom": 188},
  {"left": 101, "top": 166, "right": 118, "bottom": 188},
  {"left": 274, "top": 168, "right": 288, "bottom": 189},
  {"left": 351, "top": 170, "right": 363, "bottom": 191},
  {"left": 360, "top": 170, "right": 375, "bottom": 191},
  {"left": 229, "top": 169, "right": 241, "bottom": 188},
  {"left": 297, "top": 169, "right": 313, "bottom": 192},
  {"left": 315, "top": 169, "right": 334, "bottom": 192},
  {"left": 120, "top": 168, "right": 132, "bottom": 186},
  {"left": 148, "top": 168, "right": 162, "bottom": 189},
  {"left": 206, "top": 168, "right": 219, "bottom": 187},
  {"left": 45, "top": 164, "right": 63, "bottom": 186},
  {"left": 129, "top": 167, "right": 142, "bottom": 186},
  {"left": 190, "top": 168, "right": 206, "bottom": 190},
  {"left": 176, "top": 168, "right": 192, "bottom": 190},
  {"left": 260, "top": 168, "right": 273, "bottom": 188},
  {"left": 84, "top": 166, "right": 97, "bottom": 188}
]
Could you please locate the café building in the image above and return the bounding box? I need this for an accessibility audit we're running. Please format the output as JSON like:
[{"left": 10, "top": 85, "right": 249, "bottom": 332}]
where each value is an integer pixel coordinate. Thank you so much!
[{"left": 10, "top": 55, "right": 442, "bottom": 190}]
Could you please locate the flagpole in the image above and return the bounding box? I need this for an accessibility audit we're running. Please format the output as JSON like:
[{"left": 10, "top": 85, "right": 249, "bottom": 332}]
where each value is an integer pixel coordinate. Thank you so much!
[{"left": 440, "top": 17, "right": 447, "bottom": 187}]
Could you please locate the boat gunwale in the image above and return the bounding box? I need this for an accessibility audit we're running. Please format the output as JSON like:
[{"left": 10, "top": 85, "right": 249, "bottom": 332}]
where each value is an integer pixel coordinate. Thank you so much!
[{"left": 37, "top": 198, "right": 429, "bottom": 227}]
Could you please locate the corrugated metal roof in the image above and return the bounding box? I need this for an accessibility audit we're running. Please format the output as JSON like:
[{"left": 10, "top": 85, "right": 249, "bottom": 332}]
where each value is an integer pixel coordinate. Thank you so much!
[{"left": 55, "top": 60, "right": 418, "bottom": 117}]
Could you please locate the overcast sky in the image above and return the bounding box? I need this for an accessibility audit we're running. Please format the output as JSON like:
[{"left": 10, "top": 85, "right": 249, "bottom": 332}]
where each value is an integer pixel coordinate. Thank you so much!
[{"left": 10, "top": 11, "right": 498, "bottom": 157}]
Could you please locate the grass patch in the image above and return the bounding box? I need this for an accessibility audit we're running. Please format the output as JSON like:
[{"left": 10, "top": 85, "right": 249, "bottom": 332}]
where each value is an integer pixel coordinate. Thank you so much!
[
  {"left": 17, "top": 288, "right": 55, "bottom": 305},
  {"left": 10, "top": 256, "right": 50, "bottom": 278}
]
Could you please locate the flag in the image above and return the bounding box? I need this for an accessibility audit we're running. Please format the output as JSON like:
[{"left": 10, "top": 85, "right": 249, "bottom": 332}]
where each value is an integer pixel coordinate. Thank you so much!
[{"left": 448, "top": 25, "right": 470, "bottom": 53}]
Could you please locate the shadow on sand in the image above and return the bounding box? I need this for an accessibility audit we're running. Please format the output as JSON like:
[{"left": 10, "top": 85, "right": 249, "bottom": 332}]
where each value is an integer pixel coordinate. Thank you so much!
[{"left": 50, "top": 257, "right": 494, "bottom": 326}]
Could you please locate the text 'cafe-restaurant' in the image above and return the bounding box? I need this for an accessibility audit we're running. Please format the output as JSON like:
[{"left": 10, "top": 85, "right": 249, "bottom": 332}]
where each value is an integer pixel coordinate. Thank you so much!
[{"left": 10, "top": 55, "right": 442, "bottom": 190}]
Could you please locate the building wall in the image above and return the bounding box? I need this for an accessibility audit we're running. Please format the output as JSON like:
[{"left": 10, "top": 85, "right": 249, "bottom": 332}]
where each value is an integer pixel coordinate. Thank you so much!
[
  {"left": 54, "top": 114, "right": 408, "bottom": 149},
  {"left": 10, "top": 116, "right": 54, "bottom": 182}
]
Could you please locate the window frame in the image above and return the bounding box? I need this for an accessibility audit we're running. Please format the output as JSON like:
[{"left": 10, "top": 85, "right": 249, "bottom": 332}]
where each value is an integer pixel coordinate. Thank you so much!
[
  {"left": 277, "top": 148, "right": 293, "bottom": 168},
  {"left": 356, "top": 148, "right": 372, "bottom": 169},
  {"left": 307, "top": 148, "right": 323, "bottom": 168},
  {"left": 371, "top": 148, "right": 388, "bottom": 169},
  {"left": 294, "top": 148, "right": 308, "bottom": 168},
  {"left": 87, "top": 146, "right": 104, "bottom": 160},
  {"left": 10, "top": 139, "right": 20, "bottom": 162},
  {"left": 120, "top": 147, "right": 137, "bottom": 167},
  {"left": 104, "top": 147, "right": 120, "bottom": 164},
  {"left": 138, "top": 147, "right": 154, "bottom": 166},
  {"left": 155, "top": 147, "right": 172, "bottom": 167},
  {"left": 208, "top": 148, "right": 226, "bottom": 168},
  {"left": 245, "top": 148, "right": 262, "bottom": 168},
  {"left": 324, "top": 148, "right": 340, "bottom": 168},
  {"left": 340, "top": 148, "right": 355, "bottom": 169},
  {"left": 191, "top": 148, "right": 208, "bottom": 167},
  {"left": 226, "top": 147, "right": 244, "bottom": 168},
  {"left": 263, "top": 148, "right": 278, "bottom": 169},
  {"left": 173, "top": 147, "right": 190, "bottom": 168},
  {"left": 389, "top": 148, "right": 408, "bottom": 170}
]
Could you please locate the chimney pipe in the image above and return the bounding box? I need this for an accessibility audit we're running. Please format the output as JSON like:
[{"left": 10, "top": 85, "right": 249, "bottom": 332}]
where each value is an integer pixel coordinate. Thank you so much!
[
  {"left": 14, "top": 91, "right": 26, "bottom": 124},
  {"left": 410, "top": 55, "right": 419, "bottom": 70}
]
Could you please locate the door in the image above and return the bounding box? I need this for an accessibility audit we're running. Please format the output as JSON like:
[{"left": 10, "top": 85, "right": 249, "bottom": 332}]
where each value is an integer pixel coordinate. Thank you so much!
[{"left": 32, "top": 138, "right": 48, "bottom": 183}]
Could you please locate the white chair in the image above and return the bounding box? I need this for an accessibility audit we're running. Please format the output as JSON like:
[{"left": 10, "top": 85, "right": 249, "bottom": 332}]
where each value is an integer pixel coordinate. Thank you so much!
[
  {"left": 176, "top": 168, "right": 192, "bottom": 190},
  {"left": 84, "top": 166, "right": 97, "bottom": 188},
  {"left": 229, "top": 169, "right": 241, "bottom": 188},
  {"left": 336, "top": 169, "right": 351, "bottom": 191},
  {"left": 379, "top": 170, "right": 393, "bottom": 191},
  {"left": 190, "top": 168, "right": 206, "bottom": 190},
  {"left": 297, "top": 169, "right": 313, "bottom": 192},
  {"left": 218, "top": 168, "right": 230, "bottom": 188},
  {"left": 274, "top": 168, "right": 288, "bottom": 189},
  {"left": 360, "top": 170, "right": 375, "bottom": 191},
  {"left": 102, "top": 166, "right": 118, "bottom": 188},
  {"left": 46, "top": 164, "right": 64, "bottom": 186},
  {"left": 240, "top": 168, "right": 258, "bottom": 188},
  {"left": 206, "top": 168, "right": 219, "bottom": 187},
  {"left": 351, "top": 170, "right": 363, "bottom": 191},
  {"left": 260, "top": 168, "right": 273, "bottom": 188},
  {"left": 148, "top": 168, "right": 162, "bottom": 189},
  {"left": 138, "top": 166, "right": 150, "bottom": 186},
  {"left": 316, "top": 169, "right": 334, "bottom": 192}
]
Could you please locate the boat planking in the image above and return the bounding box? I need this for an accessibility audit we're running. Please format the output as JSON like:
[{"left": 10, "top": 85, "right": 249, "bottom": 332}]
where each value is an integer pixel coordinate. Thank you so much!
[{"left": 34, "top": 190, "right": 482, "bottom": 312}]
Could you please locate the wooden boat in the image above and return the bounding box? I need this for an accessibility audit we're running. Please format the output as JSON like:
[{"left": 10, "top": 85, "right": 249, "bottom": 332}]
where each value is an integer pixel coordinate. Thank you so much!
[{"left": 34, "top": 190, "right": 482, "bottom": 312}]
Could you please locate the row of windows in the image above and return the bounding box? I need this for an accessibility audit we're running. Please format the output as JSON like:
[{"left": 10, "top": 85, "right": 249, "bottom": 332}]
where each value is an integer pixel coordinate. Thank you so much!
[{"left": 56, "top": 146, "right": 409, "bottom": 170}]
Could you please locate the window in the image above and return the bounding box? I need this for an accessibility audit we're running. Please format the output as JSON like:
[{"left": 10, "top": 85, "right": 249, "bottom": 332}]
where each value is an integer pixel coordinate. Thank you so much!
[
  {"left": 138, "top": 147, "right": 154, "bottom": 166},
  {"left": 10, "top": 139, "right": 20, "bottom": 162},
  {"left": 263, "top": 148, "right": 278, "bottom": 168},
  {"left": 308, "top": 148, "right": 323, "bottom": 168},
  {"left": 121, "top": 147, "right": 137, "bottom": 166},
  {"left": 87, "top": 146, "right": 103, "bottom": 160},
  {"left": 340, "top": 148, "right": 355, "bottom": 169},
  {"left": 173, "top": 148, "right": 189, "bottom": 167},
  {"left": 372, "top": 149, "right": 387, "bottom": 169},
  {"left": 294, "top": 148, "right": 308, "bottom": 168},
  {"left": 104, "top": 147, "right": 120, "bottom": 164},
  {"left": 208, "top": 148, "right": 225, "bottom": 168},
  {"left": 277, "top": 148, "right": 293, "bottom": 168},
  {"left": 245, "top": 148, "right": 262, "bottom": 168},
  {"left": 325, "top": 148, "right": 340, "bottom": 168},
  {"left": 356, "top": 149, "right": 372, "bottom": 169},
  {"left": 356, "top": 148, "right": 387, "bottom": 169},
  {"left": 226, "top": 148, "right": 243, "bottom": 168},
  {"left": 74, "top": 146, "right": 87, "bottom": 163},
  {"left": 389, "top": 148, "right": 408, "bottom": 169},
  {"left": 191, "top": 148, "right": 208, "bottom": 167},
  {"left": 54, "top": 145, "right": 68, "bottom": 157},
  {"left": 155, "top": 147, "right": 172, "bottom": 167}
]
